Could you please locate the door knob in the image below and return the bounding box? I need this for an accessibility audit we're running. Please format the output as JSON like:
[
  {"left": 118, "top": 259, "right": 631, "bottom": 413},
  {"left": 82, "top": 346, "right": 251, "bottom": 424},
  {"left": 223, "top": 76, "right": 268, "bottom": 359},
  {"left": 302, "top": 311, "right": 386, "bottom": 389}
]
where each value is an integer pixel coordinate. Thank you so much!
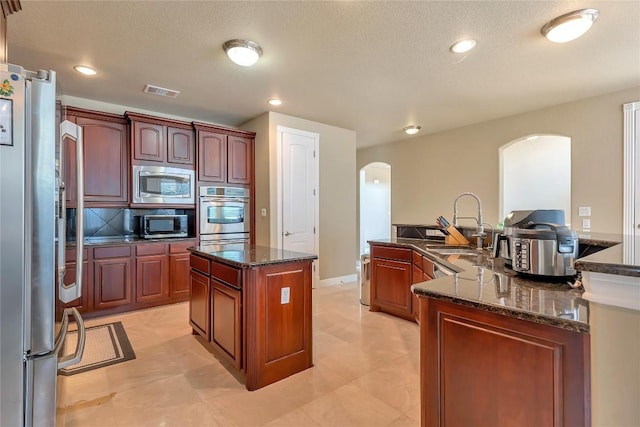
[{"left": 284, "top": 231, "right": 293, "bottom": 236}]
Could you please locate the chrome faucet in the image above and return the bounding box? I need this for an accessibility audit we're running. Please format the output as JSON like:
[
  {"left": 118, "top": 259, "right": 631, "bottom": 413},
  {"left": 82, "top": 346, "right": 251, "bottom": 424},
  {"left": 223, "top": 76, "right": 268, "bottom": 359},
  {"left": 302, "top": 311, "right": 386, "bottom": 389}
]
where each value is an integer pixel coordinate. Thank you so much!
[{"left": 453, "top": 192, "right": 486, "bottom": 250}]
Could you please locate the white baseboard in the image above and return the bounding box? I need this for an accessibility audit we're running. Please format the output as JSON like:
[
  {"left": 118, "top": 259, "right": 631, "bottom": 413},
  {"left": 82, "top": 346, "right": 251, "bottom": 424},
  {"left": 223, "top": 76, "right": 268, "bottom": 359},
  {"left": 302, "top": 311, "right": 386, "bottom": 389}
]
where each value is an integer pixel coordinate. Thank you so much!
[{"left": 315, "top": 273, "right": 358, "bottom": 288}]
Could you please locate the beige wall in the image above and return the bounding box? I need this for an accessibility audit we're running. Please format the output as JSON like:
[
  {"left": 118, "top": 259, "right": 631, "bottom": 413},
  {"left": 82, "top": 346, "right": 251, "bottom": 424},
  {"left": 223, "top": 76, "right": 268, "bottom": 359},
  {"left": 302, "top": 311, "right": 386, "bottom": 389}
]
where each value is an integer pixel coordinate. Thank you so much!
[
  {"left": 357, "top": 87, "right": 640, "bottom": 245},
  {"left": 243, "top": 112, "right": 357, "bottom": 281}
]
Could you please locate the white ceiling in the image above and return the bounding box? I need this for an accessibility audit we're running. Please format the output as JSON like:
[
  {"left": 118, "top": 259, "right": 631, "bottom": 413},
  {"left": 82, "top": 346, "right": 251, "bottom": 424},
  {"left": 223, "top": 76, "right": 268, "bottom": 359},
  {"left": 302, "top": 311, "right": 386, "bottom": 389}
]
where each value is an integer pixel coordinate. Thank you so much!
[{"left": 7, "top": 1, "right": 640, "bottom": 148}]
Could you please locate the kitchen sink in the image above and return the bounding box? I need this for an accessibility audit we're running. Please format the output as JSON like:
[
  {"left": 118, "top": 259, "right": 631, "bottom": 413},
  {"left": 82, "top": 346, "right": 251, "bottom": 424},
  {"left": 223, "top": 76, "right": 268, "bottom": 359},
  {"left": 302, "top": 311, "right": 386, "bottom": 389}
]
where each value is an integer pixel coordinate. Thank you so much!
[{"left": 429, "top": 248, "right": 481, "bottom": 256}]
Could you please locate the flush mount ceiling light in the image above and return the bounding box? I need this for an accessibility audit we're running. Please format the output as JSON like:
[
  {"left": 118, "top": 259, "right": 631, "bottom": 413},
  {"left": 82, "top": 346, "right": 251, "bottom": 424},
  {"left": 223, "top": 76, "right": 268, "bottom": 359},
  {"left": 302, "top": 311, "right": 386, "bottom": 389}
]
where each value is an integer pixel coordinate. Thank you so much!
[
  {"left": 403, "top": 125, "right": 421, "bottom": 135},
  {"left": 73, "top": 65, "right": 97, "bottom": 76},
  {"left": 268, "top": 98, "right": 282, "bottom": 106},
  {"left": 541, "top": 9, "right": 599, "bottom": 43},
  {"left": 450, "top": 38, "right": 477, "bottom": 54},
  {"left": 223, "top": 39, "right": 263, "bottom": 66}
]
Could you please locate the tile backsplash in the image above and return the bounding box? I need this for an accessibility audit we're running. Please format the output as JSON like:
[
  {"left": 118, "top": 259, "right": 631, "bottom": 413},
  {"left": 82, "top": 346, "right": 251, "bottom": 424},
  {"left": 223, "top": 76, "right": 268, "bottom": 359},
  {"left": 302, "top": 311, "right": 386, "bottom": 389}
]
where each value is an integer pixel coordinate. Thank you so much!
[{"left": 66, "top": 208, "right": 191, "bottom": 241}]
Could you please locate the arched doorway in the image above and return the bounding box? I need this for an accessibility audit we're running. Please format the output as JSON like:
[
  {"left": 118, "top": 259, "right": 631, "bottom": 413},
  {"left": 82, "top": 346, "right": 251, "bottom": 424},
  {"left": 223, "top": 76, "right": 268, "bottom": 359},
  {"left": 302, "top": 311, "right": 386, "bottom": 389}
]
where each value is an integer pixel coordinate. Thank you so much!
[
  {"left": 359, "top": 162, "right": 391, "bottom": 255},
  {"left": 500, "top": 134, "right": 571, "bottom": 224}
]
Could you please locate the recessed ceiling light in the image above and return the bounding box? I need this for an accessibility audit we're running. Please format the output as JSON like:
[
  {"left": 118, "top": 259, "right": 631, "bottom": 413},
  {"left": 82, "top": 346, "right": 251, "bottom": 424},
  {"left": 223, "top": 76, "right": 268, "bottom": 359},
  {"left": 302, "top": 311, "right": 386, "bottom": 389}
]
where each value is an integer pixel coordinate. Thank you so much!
[
  {"left": 223, "top": 39, "right": 263, "bottom": 67},
  {"left": 403, "top": 125, "right": 421, "bottom": 135},
  {"left": 73, "top": 65, "right": 97, "bottom": 76},
  {"left": 541, "top": 9, "right": 599, "bottom": 43},
  {"left": 450, "top": 39, "right": 477, "bottom": 54},
  {"left": 268, "top": 98, "right": 282, "bottom": 106}
]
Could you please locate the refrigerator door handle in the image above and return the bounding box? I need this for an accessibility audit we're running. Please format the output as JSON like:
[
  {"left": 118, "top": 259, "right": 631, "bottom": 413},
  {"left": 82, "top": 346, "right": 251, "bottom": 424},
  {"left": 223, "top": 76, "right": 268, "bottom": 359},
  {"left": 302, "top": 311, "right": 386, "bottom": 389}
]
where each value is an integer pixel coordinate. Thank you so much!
[
  {"left": 55, "top": 307, "right": 86, "bottom": 370},
  {"left": 58, "top": 120, "right": 84, "bottom": 303}
]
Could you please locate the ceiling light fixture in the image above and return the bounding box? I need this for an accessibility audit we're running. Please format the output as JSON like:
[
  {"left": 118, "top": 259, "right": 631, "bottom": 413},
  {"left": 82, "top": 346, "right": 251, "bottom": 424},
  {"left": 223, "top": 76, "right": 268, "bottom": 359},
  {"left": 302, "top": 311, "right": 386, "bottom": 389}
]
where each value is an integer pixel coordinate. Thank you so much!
[
  {"left": 268, "top": 98, "right": 282, "bottom": 106},
  {"left": 73, "top": 65, "right": 97, "bottom": 76},
  {"left": 403, "top": 125, "right": 421, "bottom": 135},
  {"left": 541, "top": 9, "right": 599, "bottom": 43},
  {"left": 450, "top": 39, "right": 477, "bottom": 54},
  {"left": 223, "top": 39, "right": 263, "bottom": 66}
]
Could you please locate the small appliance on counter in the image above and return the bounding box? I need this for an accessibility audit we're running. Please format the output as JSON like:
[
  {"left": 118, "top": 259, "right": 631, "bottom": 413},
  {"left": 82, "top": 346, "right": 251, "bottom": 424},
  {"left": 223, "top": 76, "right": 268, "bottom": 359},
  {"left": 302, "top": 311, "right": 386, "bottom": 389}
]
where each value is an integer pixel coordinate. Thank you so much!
[
  {"left": 492, "top": 210, "right": 578, "bottom": 278},
  {"left": 136, "top": 214, "right": 188, "bottom": 239}
]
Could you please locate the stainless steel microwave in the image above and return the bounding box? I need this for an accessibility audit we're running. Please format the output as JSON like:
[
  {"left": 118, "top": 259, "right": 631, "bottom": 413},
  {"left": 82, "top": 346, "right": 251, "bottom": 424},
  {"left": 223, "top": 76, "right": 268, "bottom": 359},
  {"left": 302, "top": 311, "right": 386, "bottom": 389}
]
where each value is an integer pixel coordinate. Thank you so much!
[
  {"left": 137, "top": 214, "right": 188, "bottom": 239},
  {"left": 132, "top": 165, "right": 195, "bottom": 204}
]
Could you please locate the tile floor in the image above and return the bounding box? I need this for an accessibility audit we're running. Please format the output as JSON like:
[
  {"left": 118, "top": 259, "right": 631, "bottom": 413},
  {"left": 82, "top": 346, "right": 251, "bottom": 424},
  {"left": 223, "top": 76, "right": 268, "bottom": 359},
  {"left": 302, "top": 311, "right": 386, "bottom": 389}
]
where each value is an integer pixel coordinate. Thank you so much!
[{"left": 56, "top": 282, "right": 421, "bottom": 426}]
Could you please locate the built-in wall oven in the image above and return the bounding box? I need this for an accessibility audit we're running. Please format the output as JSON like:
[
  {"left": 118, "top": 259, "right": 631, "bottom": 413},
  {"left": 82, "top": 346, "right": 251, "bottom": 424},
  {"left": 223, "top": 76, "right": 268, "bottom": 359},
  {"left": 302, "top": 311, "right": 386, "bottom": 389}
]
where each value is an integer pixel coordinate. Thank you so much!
[{"left": 199, "top": 186, "right": 250, "bottom": 245}]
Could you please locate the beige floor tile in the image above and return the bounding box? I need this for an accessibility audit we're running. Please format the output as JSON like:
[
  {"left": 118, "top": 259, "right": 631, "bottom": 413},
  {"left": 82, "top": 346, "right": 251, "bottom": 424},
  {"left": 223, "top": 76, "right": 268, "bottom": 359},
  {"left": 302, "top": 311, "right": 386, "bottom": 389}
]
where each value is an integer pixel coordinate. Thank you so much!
[
  {"left": 57, "top": 282, "right": 423, "bottom": 427},
  {"left": 300, "top": 382, "right": 402, "bottom": 427}
]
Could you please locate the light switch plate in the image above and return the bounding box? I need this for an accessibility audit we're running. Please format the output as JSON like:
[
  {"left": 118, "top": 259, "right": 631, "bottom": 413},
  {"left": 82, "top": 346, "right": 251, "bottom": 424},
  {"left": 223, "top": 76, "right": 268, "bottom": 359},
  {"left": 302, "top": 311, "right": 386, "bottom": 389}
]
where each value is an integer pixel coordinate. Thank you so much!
[
  {"left": 579, "top": 207, "right": 591, "bottom": 216},
  {"left": 280, "top": 287, "right": 290, "bottom": 304},
  {"left": 582, "top": 219, "right": 591, "bottom": 229},
  {"left": 261, "top": 208, "right": 267, "bottom": 217}
]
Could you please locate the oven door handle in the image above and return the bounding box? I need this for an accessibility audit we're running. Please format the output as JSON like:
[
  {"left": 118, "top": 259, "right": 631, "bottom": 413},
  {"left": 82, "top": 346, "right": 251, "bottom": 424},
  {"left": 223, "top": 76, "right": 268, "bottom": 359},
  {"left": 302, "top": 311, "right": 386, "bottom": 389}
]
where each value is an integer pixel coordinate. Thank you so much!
[{"left": 200, "top": 197, "right": 248, "bottom": 204}]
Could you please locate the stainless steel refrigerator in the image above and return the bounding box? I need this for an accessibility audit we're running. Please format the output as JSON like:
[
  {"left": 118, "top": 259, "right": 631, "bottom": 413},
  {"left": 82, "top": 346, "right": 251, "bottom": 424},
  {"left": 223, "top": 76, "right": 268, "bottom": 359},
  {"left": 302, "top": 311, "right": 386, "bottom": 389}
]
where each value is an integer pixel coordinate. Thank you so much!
[{"left": 0, "top": 62, "right": 86, "bottom": 427}]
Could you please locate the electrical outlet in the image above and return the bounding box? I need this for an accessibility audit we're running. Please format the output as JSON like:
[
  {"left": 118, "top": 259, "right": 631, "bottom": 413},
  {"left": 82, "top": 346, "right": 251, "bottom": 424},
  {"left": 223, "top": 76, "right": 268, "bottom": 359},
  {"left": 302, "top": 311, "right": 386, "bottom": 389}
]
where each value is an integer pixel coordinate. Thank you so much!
[
  {"left": 578, "top": 207, "right": 591, "bottom": 216},
  {"left": 582, "top": 219, "right": 591, "bottom": 229},
  {"left": 261, "top": 208, "right": 267, "bottom": 217},
  {"left": 280, "top": 287, "right": 290, "bottom": 304}
]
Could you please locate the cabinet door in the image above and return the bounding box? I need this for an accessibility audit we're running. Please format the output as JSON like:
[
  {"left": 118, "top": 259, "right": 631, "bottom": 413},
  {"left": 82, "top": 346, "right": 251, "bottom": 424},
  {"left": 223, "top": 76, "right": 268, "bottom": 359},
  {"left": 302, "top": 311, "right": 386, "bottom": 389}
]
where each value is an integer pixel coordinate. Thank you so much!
[
  {"left": 132, "top": 121, "right": 165, "bottom": 163},
  {"left": 136, "top": 254, "right": 169, "bottom": 303},
  {"left": 198, "top": 131, "right": 226, "bottom": 182},
  {"left": 411, "top": 264, "right": 429, "bottom": 321},
  {"left": 421, "top": 298, "right": 590, "bottom": 427},
  {"left": 189, "top": 269, "right": 210, "bottom": 340},
  {"left": 167, "top": 127, "right": 195, "bottom": 166},
  {"left": 211, "top": 280, "right": 242, "bottom": 368},
  {"left": 77, "top": 117, "right": 129, "bottom": 204},
  {"left": 93, "top": 257, "right": 133, "bottom": 310},
  {"left": 227, "top": 135, "right": 252, "bottom": 184},
  {"left": 169, "top": 253, "right": 190, "bottom": 298},
  {"left": 371, "top": 258, "right": 412, "bottom": 317}
]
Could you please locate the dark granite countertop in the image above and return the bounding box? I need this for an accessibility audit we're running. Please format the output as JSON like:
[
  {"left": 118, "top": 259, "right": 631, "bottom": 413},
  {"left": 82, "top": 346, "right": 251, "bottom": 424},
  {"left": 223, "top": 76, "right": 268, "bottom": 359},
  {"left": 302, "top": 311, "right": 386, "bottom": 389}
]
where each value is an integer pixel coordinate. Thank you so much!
[
  {"left": 188, "top": 244, "right": 318, "bottom": 268},
  {"left": 575, "top": 234, "right": 640, "bottom": 277},
  {"left": 67, "top": 236, "right": 197, "bottom": 246},
  {"left": 369, "top": 238, "right": 589, "bottom": 333}
]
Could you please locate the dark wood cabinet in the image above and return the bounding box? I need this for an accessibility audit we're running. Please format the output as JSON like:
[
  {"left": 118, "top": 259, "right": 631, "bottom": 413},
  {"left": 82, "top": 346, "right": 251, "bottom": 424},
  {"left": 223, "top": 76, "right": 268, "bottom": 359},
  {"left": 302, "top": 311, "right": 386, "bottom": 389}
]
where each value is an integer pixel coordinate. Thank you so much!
[
  {"left": 194, "top": 123, "right": 255, "bottom": 186},
  {"left": 197, "top": 129, "right": 226, "bottom": 182},
  {"left": 135, "top": 243, "right": 169, "bottom": 303},
  {"left": 189, "top": 262, "right": 211, "bottom": 340},
  {"left": 127, "top": 112, "right": 195, "bottom": 168},
  {"left": 227, "top": 135, "right": 252, "bottom": 184},
  {"left": 64, "top": 108, "right": 129, "bottom": 207},
  {"left": 93, "top": 246, "right": 133, "bottom": 310},
  {"left": 169, "top": 241, "right": 194, "bottom": 298},
  {"left": 211, "top": 280, "right": 242, "bottom": 368},
  {"left": 370, "top": 244, "right": 413, "bottom": 321},
  {"left": 418, "top": 296, "right": 590, "bottom": 427}
]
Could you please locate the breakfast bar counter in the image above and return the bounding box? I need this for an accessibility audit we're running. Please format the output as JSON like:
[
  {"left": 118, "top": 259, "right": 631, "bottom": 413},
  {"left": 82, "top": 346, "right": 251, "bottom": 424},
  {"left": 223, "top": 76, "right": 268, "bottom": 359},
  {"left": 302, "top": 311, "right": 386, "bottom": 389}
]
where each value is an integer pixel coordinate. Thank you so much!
[{"left": 187, "top": 244, "right": 317, "bottom": 390}]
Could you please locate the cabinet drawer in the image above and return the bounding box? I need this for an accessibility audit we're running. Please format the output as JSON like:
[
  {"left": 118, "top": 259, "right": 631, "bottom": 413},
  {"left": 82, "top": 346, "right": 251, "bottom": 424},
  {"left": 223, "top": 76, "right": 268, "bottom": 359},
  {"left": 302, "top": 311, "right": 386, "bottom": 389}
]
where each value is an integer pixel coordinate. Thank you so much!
[
  {"left": 412, "top": 251, "right": 423, "bottom": 266},
  {"left": 371, "top": 245, "right": 412, "bottom": 262},
  {"left": 136, "top": 243, "right": 166, "bottom": 256},
  {"left": 211, "top": 261, "right": 241, "bottom": 289},
  {"left": 93, "top": 245, "right": 131, "bottom": 259},
  {"left": 190, "top": 254, "right": 210, "bottom": 275},
  {"left": 65, "top": 247, "right": 88, "bottom": 261},
  {"left": 169, "top": 240, "right": 196, "bottom": 254}
]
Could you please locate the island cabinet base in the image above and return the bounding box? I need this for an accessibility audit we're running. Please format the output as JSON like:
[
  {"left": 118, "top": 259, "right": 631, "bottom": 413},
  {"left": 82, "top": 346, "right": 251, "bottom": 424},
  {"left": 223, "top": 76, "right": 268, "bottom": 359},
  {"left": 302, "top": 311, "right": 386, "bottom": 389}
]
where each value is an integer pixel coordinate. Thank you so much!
[
  {"left": 189, "top": 251, "right": 314, "bottom": 391},
  {"left": 418, "top": 296, "right": 591, "bottom": 427}
]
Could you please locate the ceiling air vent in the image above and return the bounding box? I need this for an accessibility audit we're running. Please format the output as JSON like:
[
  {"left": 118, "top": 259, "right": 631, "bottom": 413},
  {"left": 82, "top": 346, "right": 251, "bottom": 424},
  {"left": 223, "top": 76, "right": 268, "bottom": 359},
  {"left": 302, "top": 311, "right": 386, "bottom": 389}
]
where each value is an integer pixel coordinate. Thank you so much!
[{"left": 143, "top": 84, "right": 180, "bottom": 98}]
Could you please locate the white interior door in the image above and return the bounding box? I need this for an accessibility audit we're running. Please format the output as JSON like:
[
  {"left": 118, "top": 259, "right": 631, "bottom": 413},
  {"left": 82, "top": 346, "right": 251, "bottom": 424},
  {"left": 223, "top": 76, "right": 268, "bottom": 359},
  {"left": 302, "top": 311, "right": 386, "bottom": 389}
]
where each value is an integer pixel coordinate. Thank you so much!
[{"left": 277, "top": 127, "right": 319, "bottom": 276}]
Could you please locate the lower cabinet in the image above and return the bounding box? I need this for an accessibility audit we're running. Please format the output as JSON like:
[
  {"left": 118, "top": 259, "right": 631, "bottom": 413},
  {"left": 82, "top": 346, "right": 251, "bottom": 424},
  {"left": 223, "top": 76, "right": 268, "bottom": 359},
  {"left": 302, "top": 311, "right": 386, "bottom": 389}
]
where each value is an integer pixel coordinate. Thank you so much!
[
  {"left": 135, "top": 243, "right": 169, "bottom": 303},
  {"left": 189, "top": 268, "right": 210, "bottom": 340},
  {"left": 211, "top": 280, "right": 242, "bottom": 368},
  {"left": 418, "top": 296, "right": 590, "bottom": 427},
  {"left": 56, "top": 248, "right": 90, "bottom": 318},
  {"left": 370, "top": 244, "right": 413, "bottom": 321},
  {"left": 93, "top": 246, "right": 133, "bottom": 310},
  {"left": 169, "top": 242, "right": 192, "bottom": 298}
]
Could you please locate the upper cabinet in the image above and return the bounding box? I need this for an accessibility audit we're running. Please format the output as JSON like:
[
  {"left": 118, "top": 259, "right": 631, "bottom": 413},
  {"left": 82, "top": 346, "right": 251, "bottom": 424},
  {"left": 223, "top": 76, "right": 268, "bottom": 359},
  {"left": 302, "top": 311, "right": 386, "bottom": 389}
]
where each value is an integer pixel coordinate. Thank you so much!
[
  {"left": 194, "top": 122, "right": 255, "bottom": 186},
  {"left": 64, "top": 107, "right": 129, "bottom": 207},
  {"left": 126, "top": 112, "right": 195, "bottom": 169}
]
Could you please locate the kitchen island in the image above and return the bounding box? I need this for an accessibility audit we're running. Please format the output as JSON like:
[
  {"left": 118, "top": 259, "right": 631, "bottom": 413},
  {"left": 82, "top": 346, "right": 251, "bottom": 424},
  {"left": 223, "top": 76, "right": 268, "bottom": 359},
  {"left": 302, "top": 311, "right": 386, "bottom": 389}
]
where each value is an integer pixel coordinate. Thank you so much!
[
  {"left": 187, "top": 244, "right": 317, "bottom": 391},
  {"left": 370, "top": 238, "right": 591, "bottom": 427}
]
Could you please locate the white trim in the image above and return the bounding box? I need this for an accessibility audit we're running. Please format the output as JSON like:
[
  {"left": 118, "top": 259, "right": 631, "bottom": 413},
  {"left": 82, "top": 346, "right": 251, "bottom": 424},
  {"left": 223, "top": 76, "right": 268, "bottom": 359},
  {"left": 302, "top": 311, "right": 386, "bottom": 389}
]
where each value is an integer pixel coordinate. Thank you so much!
[
  {"left": 581, "top": 271, "right": 640, "bottom": 311},
  {"left": 275, "top": 126, "right": 320, "bottom": 284},
  {"left": 315, "top": 274, "right": 358, "bottom": 288},
  {"left": 623, "top": 102, "right": 640, "bottom": 243}
]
